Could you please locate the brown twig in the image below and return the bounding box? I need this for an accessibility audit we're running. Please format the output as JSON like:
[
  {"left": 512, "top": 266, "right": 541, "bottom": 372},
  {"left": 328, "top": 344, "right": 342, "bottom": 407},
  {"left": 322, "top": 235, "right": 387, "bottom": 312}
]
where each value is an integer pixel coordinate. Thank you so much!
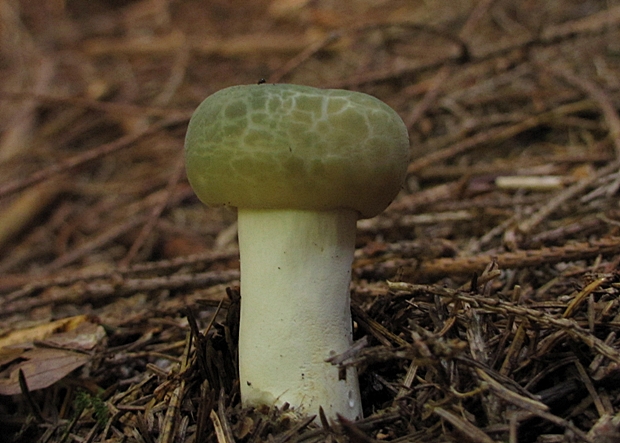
[
  {"left": 0, "top": 269, "right": 239, "bottom": 316},
  {"left": 406, "top": 236, "right": 620, "bottom": 278},
  {"left": 119, "top": 155, "right": 185, "bottom": 267},
  {"left": 0, "top": 115, "right": 189, "bottom": 200},
  {"left": 517, "top": 160, "right": 620, "bottom": 234},
  {"left": 408, "top": 100, "right": 598, "bottom": 174},
  {"left": 542, "top": 63, "right": 620, "bottom": 158}
]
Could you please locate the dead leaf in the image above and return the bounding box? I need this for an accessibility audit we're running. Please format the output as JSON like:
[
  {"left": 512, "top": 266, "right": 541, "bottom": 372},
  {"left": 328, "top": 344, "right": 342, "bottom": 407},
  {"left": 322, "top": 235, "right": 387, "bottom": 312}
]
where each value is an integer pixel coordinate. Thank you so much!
[
  {"left": 39, "top": 321, "right": 106, "bottom": 351},
  {"left": 0, "top": 347, "right": 26, "bottom": 367},
  {"left": 0, "top": 315, "right": 91, "bottom": 349},
  {"left": 0, "top": 348, "right": 90, "bottom": 395}
]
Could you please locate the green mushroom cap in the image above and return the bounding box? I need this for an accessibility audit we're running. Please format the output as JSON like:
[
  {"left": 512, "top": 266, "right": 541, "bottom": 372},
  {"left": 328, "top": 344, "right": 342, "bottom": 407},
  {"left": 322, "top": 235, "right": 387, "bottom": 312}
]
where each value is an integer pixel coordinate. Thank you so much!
[{"left": 184, "top": 83, "right": 410, "bottom": 219}]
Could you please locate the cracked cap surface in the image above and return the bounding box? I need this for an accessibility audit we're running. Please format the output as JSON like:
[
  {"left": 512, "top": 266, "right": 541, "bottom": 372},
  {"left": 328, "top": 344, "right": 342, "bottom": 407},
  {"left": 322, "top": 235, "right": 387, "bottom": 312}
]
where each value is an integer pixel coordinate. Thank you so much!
[{"left": 184, "top": 83, "right": 410, "bottom": 219}]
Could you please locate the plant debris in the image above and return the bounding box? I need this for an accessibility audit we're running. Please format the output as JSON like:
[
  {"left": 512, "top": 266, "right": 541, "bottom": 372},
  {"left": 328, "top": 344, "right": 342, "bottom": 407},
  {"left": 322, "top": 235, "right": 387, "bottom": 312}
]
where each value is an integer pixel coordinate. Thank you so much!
[{"left": 3, "top": 0, "right": 620, "bottom": 442}]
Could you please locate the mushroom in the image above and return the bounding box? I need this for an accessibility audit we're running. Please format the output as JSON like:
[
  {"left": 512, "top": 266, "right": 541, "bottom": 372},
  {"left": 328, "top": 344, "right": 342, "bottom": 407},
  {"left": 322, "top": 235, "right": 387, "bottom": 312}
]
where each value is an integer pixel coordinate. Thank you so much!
[{"left": 184, "top": 84, "right": 409, "bottom": 420}]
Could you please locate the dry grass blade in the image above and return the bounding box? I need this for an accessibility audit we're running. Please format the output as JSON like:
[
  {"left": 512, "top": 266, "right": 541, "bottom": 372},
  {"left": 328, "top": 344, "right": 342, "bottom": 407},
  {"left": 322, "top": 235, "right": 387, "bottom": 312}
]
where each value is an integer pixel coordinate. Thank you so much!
[
  {"left": 431, "top": 406, "right": 496, "bottom": 443},
  {"left": 210, "top": 410, "right": 231, "bottom": 443}
]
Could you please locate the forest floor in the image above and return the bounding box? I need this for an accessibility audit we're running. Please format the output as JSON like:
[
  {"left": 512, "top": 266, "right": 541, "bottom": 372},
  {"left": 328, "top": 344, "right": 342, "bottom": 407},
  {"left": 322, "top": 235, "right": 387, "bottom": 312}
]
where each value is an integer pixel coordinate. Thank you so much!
[{"left": 2, "top": 1, "right": 620, "bottom": 442}]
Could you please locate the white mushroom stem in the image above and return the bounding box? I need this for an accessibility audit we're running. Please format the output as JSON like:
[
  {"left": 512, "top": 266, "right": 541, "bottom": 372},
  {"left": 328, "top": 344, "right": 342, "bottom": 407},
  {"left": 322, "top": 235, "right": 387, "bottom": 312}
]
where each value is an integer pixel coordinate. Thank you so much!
[{"left": 237, "top": 208, "right": 363, "bottom": 420}]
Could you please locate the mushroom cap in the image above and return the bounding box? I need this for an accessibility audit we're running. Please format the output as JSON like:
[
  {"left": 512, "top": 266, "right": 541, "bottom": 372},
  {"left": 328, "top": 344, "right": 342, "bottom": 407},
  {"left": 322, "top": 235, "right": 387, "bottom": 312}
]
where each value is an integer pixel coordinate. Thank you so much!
[{"left": 185, "top": 84, "right": 410, "bottom": 219}]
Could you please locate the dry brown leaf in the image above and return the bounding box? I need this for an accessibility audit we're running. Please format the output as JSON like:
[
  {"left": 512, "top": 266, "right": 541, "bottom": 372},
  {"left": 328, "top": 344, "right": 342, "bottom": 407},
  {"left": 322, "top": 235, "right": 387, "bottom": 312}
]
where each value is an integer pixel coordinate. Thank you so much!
[
  {"left": 39, "top": 321, "right": 106, "bottom": 352},
  {"left": 0, "top": 315, "right": 91, "bottom": 348},
  {"left": 0, "top": 348, "right": 90, "bottom": 396},
  {"left": 0, "top": 347, "right": 25, "bottom": 367}
]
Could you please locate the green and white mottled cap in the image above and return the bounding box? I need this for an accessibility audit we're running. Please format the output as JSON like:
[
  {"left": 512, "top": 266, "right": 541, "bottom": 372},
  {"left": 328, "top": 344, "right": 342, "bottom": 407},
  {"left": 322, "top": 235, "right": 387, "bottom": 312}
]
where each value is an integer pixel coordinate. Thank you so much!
[{"left": 184, "top": 84, "right": 410, "bottom": 219}]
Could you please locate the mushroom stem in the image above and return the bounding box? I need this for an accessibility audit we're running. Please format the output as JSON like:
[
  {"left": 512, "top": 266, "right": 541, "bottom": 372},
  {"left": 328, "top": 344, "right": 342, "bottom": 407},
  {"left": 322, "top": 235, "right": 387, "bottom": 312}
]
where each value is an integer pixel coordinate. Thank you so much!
[{"left": 237, "top": 208, "right": 363, "bottom": 420}]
